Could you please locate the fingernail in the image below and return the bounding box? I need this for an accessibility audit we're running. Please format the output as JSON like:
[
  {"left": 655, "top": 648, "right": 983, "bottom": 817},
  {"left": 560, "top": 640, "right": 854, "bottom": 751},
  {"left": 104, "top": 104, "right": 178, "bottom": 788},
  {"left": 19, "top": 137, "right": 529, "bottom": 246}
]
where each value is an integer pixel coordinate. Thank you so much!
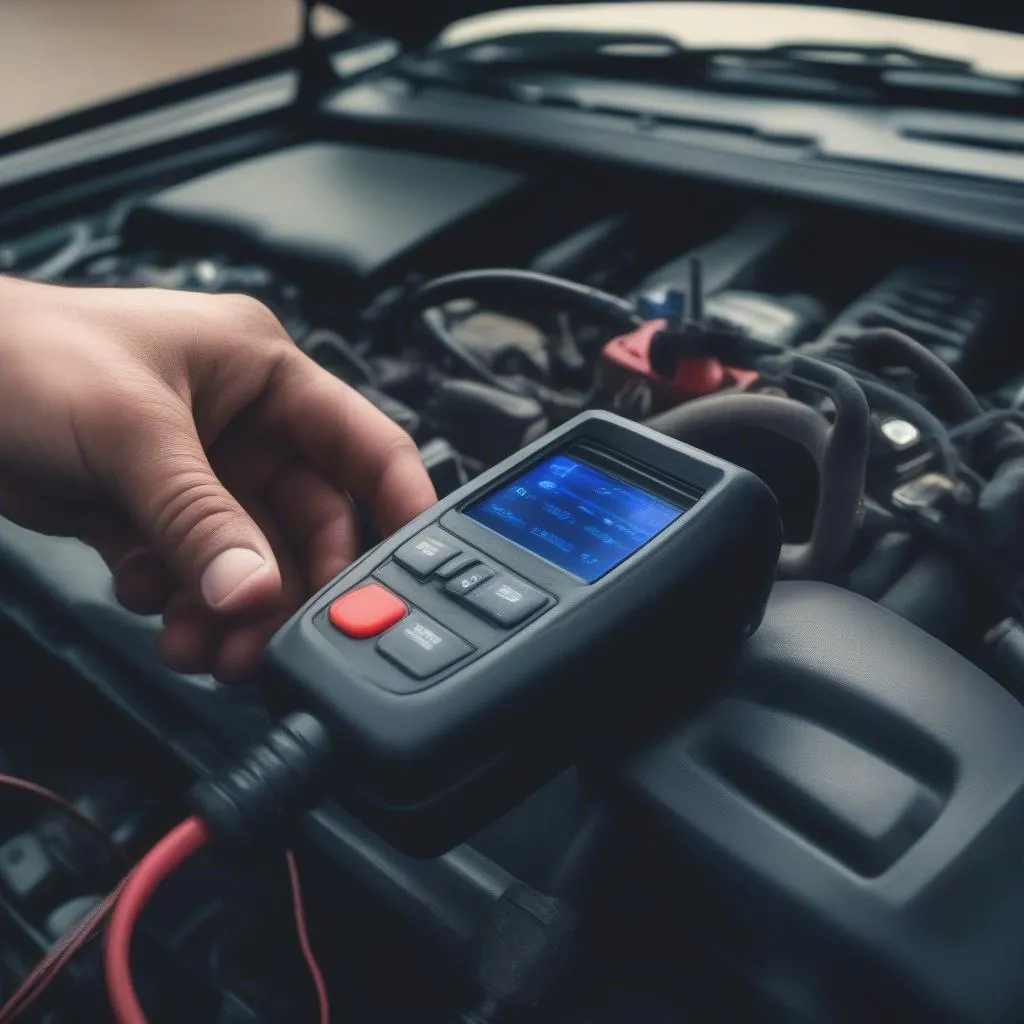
[{"left": 200, "top": 548, "right": 268, "bottom": 609}]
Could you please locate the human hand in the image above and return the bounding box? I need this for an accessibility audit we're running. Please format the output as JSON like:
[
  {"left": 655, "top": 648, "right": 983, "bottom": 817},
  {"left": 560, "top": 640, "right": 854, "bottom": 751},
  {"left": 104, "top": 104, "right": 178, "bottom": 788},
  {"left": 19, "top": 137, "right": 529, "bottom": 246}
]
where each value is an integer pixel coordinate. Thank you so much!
[{"left": 0, "top": 276, "right": 436, "bottom": 681}]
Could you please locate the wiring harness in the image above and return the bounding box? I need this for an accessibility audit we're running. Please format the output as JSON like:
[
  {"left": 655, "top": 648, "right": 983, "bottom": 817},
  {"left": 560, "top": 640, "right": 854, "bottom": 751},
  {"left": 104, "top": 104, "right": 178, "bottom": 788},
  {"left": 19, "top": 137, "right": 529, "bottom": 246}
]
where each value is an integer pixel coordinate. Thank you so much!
[{"left": 0, "top": 713, "right": 334, "bottom": 1024}]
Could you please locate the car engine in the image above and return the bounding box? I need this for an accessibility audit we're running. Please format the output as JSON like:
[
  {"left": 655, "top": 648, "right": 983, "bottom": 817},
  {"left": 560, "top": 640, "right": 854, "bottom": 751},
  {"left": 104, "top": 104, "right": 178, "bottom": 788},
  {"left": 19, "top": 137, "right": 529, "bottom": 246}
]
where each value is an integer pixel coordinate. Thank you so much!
[
  {"left": 17, "top": 140, "right": 1017, "bottom": 648},
  {"left": 4, "top": 134, "right": 1024, "bottom": 1022}
]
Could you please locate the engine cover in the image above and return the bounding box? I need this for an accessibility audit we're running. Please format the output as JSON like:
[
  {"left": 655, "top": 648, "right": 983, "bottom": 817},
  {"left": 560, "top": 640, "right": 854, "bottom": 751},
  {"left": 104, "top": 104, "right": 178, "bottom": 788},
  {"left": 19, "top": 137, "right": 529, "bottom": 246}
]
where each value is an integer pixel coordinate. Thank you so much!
[
  {"left": 622, "top": 582, "right": 1024, "bottom": 1023},
  {"left": 122, "top": 142, "right": 525, "bottom": 286}
]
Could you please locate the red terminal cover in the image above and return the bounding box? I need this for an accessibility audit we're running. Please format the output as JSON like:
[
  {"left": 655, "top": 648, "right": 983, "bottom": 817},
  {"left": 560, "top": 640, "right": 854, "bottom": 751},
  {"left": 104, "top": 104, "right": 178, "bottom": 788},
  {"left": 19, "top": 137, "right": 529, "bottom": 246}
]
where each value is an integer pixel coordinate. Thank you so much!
[{"left": 601, "top": 319, "right": 758, "bottom": 407}]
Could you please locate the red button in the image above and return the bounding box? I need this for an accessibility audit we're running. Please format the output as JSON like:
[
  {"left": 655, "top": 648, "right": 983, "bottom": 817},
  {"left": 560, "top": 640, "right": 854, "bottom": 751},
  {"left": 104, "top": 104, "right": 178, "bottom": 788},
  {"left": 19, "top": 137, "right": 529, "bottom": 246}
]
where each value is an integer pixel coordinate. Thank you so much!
[{"left": 329, "top": 584, "right": 407, "bottom": 638}]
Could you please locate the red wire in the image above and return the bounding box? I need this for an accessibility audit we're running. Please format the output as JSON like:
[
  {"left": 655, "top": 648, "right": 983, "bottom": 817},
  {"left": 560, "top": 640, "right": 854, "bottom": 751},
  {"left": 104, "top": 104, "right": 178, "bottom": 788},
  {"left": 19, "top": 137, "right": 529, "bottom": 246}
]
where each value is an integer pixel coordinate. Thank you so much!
[
  {"left": 0, "top": 779, "right": 329, "bottom": 1023},
  {"left": 0, "top": 879, "right": 127, "bottom": 1023},
  {"left": 104, "top": 816, "right": 211, "bottom": 1024},
  {"left": 286, "top": 850, "right": 331, "bottom": 1024},
  {"left": 0, "top": 770, "right": 126, "bottom": 1023},
  {"left": 0, "top": 772, "right": 125, "bottom": 865},
  {"left": 103, "top": 818, "right": 330, "bottom": 1024}
]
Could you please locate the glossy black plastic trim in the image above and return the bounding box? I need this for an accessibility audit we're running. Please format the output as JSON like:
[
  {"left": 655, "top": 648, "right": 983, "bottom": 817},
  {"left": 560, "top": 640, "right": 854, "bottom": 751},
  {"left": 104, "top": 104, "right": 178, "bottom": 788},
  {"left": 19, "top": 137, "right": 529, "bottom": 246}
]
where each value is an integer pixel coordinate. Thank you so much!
[{"left": 324, "top": 80, "right": 1024, "bottom": 243}]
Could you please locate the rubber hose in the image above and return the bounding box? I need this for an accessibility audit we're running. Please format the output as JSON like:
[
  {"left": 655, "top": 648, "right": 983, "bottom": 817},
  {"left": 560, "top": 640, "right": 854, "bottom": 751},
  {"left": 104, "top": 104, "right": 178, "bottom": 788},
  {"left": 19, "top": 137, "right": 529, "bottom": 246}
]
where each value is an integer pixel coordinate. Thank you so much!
[
  {"left": 648, "top": 388, "right": 867, "bottom": 579},
  {"left": 730, "top": 354, "right": 870, "bottom": 577}
]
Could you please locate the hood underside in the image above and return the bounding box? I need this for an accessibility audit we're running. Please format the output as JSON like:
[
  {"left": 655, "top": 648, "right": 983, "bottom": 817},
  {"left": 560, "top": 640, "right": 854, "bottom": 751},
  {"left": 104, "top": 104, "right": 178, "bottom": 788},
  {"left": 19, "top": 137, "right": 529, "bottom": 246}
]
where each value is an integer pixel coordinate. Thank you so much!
[{"left": 318, "top": 0, "right": 1021, "bottom": 47}]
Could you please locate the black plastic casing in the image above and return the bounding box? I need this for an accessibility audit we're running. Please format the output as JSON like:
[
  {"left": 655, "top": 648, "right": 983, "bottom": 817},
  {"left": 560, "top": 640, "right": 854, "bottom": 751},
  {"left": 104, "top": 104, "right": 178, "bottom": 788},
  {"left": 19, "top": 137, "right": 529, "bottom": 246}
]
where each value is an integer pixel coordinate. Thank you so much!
[
  {"left": 262, "top": 411, "right": 780, "bottom": 856},
  {"left": 622, "top": 582, "right": 1024, "bottom": 1023}
]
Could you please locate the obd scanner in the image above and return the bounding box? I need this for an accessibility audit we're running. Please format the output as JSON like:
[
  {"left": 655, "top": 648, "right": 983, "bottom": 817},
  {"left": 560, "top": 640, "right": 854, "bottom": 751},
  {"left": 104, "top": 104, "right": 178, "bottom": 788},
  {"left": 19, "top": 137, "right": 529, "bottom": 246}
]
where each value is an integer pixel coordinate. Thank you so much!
[{"left": 263, "top": 411, "right": 780, "bottom": 854}]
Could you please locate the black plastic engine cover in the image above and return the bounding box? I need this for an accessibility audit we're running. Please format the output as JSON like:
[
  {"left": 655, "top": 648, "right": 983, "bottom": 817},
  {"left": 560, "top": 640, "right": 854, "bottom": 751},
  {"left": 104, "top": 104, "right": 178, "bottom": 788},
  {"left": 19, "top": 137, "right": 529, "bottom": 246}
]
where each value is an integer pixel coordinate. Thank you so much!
[
  {"left": 122, "top": 142, "right": 524, "bottom": 285},
  {"left": 621, "top": 582, "right": 1024, "bottom": 1024}
]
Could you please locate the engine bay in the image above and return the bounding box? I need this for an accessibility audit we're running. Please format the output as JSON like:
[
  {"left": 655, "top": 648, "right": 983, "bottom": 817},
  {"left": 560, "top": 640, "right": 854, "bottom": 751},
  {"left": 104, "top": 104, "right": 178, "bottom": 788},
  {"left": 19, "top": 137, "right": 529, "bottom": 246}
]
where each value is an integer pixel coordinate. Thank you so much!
[
  {"left": 6, "top": 130, "right": 1024, "bottom": 1022},
  {"left": 13, "top": 139, "right": 1021, "bottom": 647}
]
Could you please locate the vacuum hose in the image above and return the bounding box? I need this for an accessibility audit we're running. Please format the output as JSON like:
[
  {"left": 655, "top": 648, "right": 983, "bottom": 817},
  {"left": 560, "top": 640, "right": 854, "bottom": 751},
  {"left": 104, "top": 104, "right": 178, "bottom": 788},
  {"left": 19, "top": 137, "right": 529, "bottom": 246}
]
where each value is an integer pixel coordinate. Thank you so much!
[{"left": 649, "top": 356, "right": 870, "bottom": 579}]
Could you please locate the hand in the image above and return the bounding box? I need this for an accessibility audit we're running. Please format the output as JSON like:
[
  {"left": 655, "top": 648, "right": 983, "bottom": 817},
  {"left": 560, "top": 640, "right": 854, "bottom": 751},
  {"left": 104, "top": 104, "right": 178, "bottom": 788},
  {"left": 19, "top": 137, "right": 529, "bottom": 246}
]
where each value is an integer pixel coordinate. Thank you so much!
[{"left": 0, "top": 277, "right": 436, "bottom": 681}]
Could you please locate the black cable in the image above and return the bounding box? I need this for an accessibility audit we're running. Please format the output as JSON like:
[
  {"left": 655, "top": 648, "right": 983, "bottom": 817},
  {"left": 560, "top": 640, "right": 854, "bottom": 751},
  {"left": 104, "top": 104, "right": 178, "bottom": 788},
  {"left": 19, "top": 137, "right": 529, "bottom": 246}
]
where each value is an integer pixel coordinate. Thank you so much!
[
  {"left": 405, "top": 269, "right": 641, "bottom": 399},
  {"left": 419, "top": 309, "right": 514, "bottom": 392},
  {"left": 948, "top": 408, "right": 1024, "bottom": 438},
  {"left": 302, "top": 328, "right": 377, "bottom": 386},
  {"left": 406, "top": 268, "right": 641, "bottom": 333},
  {"left": 947, "top": 407, "right": 1024, "bottom": 468},
  {"left": 830, "top": 364, "right": 1024, "bottom": 624},
  {"left": 894, "top": 502, "right": 1024, "bottom": 627},
  {"left": 828, "top": 326, "right": 983, "bottom": 424},
  {"left": 419, "top": 310, "right": 603, "bottom": 416},
  {"left": 843, "top": 370, "right": 962, "bottom": 481},
  {"left": 24, "top": 222, "right": 91, "bottom": 281},
  {"left": 0, "top": 773, "right": 125, "bottom": 866},
  {"left": 394, "top": 268, "right": 646, "bottom": 411}
]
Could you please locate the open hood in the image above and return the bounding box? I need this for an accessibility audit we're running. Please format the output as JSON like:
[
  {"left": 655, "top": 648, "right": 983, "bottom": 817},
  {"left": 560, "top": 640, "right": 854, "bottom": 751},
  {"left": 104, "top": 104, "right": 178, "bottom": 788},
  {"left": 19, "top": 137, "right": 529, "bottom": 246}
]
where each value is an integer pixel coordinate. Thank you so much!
[{"left": 317, "top": 0, "right": 1022, "bottom": 48}]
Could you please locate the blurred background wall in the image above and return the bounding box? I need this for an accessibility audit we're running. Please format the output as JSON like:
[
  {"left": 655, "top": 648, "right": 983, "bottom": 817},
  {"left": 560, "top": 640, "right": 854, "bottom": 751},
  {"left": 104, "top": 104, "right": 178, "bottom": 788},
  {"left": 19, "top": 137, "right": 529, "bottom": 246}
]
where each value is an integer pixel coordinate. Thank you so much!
[{"left": 0, "top": 0, "right": 300, "bottom": 135}]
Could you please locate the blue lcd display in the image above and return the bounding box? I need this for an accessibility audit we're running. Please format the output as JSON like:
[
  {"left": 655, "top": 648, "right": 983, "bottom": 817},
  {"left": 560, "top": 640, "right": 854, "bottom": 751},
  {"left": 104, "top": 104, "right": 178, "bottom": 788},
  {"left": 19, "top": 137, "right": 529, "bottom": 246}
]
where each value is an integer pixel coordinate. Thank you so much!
[{"left": 463, "top": 452, "right": 684, "bottom": 582}]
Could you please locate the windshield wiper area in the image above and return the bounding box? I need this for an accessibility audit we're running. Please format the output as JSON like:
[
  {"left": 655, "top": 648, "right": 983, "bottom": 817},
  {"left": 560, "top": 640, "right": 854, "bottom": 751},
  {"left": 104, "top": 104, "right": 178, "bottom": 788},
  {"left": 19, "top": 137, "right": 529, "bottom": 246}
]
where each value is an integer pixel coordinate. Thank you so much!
[{"left": 404, "top": 31, "right": 1024, "bottom": 113}]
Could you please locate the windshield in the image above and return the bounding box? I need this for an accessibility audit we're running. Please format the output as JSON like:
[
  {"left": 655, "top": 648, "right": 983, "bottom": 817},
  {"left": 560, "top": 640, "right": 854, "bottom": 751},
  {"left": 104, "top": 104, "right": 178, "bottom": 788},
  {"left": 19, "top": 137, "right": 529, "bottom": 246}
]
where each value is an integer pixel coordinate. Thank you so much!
[
  {"left": 0, "top": 0, "right": 305, "bottom": 137},
  {"left": 438, "top": 3, "right": 1024, "bottom": 78}
]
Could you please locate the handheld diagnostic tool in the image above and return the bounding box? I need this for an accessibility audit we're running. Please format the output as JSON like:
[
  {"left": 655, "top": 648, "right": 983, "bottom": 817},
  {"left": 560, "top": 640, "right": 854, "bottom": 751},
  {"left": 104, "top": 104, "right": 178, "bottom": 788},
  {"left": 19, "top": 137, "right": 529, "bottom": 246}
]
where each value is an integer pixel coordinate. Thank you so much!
[{"left": 263, "top": 411, "right": 780, "bottom": 855}]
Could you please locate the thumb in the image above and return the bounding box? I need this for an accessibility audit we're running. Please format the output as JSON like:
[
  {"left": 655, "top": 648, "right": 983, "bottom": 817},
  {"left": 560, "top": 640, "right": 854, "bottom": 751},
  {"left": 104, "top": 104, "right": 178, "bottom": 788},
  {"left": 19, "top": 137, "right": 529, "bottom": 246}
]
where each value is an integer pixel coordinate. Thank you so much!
[{"left": 94, "top": 398, "right": 281, "bottom": 615}]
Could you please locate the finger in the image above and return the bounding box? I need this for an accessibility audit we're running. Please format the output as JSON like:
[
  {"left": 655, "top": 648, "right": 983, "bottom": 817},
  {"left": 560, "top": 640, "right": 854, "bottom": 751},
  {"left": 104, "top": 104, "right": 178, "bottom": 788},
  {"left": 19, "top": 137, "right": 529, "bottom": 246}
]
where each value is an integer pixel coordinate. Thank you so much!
[
  {"left": 82, "top": 509, "right": 148, "bottom": 573},
  {"left": 267, "top": 464, "right": 359, "bottom": 593},
  {"left": 157, "top": 493, "right": 306, "bottom": 681},
  {"left": 158, "top": 597, "right": 220, "bottom": 675},
  {"left": 157, "top": 569, "right": 280, "bottom": 677},
  {"left": 82, "top": 511, "right": 176, "bottom": 615},
  {"left": 214, "top": 625, "right": 279, "bottom": 684},
  {"left": 211, "top": 498, "right": 307, "bottom": 683},
  {"left": 260, "top": 353, "right": 437, "bottom": 537},
  {"left": 84, "top": 388, "right": 282, "bottom": 617},
  {"left": 157, "top": 555, "right": 282, "bottom": 677},
  {"left": 113, "top": 549, "right": 177, "bottom": 615}
]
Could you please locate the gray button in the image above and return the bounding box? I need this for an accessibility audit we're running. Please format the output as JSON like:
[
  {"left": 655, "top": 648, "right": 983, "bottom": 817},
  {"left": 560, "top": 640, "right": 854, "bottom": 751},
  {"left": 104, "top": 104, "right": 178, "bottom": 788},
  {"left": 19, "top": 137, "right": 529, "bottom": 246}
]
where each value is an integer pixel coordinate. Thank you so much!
[
  {"left": 434, "top": 552, "right": 479, "bottom": 580},
  {"left": 445, "top": 563, "right": 495, "bottom": 596},
  {"left": 377, "top": 613, "right": 474, "bottom": 679},
  {"left": 464, "top": 575, "right": 548, "bottom": 627},
  {"left": 394, "top": 533, "right": 460, "bottom": 577}
]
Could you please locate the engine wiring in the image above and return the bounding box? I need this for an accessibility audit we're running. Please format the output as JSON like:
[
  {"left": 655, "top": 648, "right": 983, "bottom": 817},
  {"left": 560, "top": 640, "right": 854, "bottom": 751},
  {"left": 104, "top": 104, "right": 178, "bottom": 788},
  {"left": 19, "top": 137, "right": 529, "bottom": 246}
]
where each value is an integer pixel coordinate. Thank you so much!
[
  {"left": 62, "top": 237, "right": 1020, "bottom": 632},
  {"left": 101, "top": 714, "right": 336, "bottom": 1024},
  {"left": 399, "top": 261, "right": 1024, "bottom": 639},
  {"left": 0, "top": 771, "right": 127, "bottom": 1022},
  {"left": 410, "top": 269, "right": 638, "bottom": 409},
  {"left": 286, "top": 850, "right": 331, "bottom": 1024},
  {"left": 823, "top": 326, "right": 984, "bottom": 424},
  {"left": 104, "top": 817, "right": 211, "bottom": 1024},
  {"left": 0, "top": 776, "right": 330, "bottom": 1023},
  {"left": 101, "top": 817, "right": 331, "bottom": 1024},
  {"left": 0, "top": 772, "right": 127, "bottom": 868},
  {"left": 0, "top": 880, "right": 127, "bottom": 1023}
]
